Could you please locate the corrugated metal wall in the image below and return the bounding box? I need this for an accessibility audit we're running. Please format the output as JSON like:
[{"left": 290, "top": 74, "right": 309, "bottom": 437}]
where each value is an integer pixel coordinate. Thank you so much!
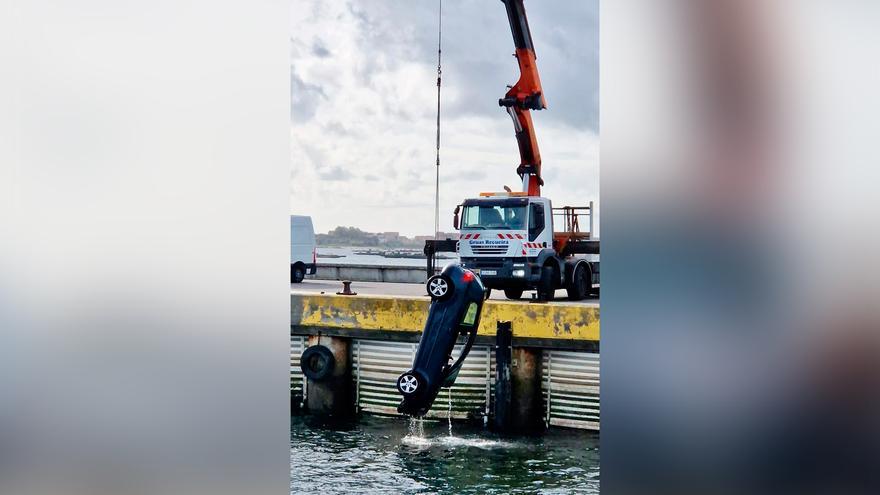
[
  {"left": 290, "top": 336, "right": 305, "bottom": 404},
  {"left": 290, "top": 336, "right": 600, "bottom": 430},
  {"left": 542, "top": 350, "right": 600, "bottom": 431},
  {"left": 352, "top": 339, "right": 493, "bottom": 420}
]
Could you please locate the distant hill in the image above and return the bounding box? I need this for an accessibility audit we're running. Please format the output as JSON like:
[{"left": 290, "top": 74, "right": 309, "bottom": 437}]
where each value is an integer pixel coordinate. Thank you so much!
[{"left": 316, "top": 226, "right": 422, "bottom": 248}]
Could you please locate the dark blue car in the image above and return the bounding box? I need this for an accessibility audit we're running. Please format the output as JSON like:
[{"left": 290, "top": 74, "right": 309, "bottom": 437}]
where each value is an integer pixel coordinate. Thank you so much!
[{"left": 397, "top": 264, "right": 487, "bottom": 417}]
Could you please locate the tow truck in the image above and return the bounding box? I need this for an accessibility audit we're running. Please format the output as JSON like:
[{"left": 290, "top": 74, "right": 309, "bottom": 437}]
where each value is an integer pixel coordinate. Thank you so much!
[{"left": 449, "top": 0, "right": 599, "bottom": 301}]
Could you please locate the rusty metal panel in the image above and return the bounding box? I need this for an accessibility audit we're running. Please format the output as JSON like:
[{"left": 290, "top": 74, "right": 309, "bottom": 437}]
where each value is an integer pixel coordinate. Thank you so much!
[{"left": 543, "top": 350, "right": 600, "bottom": 431}]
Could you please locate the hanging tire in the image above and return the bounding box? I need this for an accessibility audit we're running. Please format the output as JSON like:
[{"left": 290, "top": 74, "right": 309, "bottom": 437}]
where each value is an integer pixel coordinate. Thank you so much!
[
  {"left": 291, "top": 263, "right": 305, "bottom": 284},
  {"left": 537, "top": 265, "right": 556, "bottom": 301},
  {"left": 566, "top": 263, "right": 589, "bottom": 301},
  {"left": 504, "top": 288, "right": 523, "bottom": 300},
  {"left": 300, "top": 345, "right": 335, "bottom": 382},
  {"left": 426, "top": 274, "right": 454, "bottom": 301}
]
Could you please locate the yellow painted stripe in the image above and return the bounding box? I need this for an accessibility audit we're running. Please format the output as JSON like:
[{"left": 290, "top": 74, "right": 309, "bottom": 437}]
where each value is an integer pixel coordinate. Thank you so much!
[{"left": 291, "top": 294, "right": 599, "bottom": 342}]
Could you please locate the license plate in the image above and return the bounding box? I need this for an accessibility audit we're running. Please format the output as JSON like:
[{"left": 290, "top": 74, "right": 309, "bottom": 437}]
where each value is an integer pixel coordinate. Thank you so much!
[{"left": 481, "top": 270, "right": 497, "bottom": 276}]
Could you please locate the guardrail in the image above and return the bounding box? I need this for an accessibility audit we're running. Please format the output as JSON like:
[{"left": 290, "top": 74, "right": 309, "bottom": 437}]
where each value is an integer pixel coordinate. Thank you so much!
[{"left": 311, "top": 262, "right": 441, "bottom": 284}]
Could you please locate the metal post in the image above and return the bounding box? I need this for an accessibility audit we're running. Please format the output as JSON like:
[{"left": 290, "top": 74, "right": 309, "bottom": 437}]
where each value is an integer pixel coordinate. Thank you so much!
[
  {"left": 354, "top": 340, "right": 361, "bottom": 412},
  {"left": 589, "top": 201, "right": 594, "bottom": 236},
  {"left": 545, "top": 351, "right": 552, "bottom": 426},
  {"left": 492, "top": 321, "right": 512, "bottom": 432}
]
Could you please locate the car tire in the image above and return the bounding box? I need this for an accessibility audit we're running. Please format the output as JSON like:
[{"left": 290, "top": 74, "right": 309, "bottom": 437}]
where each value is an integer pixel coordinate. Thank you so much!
[
  {"left": 291, "top": 263, "right": 305, "bottom": 284},
  {"left": 537, "top": 265, "right": 556, "bottom": 301},
  {"left": 397, "top": 372, "right": 421, "bottom": 397},
  {"left": 426, "top": 274, "right": 454, "bottom": 301},
  {"left": 504, "top": 288, "right": 523, "bottom": 300},
  {"left": 300, "top": 345, "right": 335, "bottom": 382},
  {"left": 566, "top": 264, "right": 589, "bottom": 301}
]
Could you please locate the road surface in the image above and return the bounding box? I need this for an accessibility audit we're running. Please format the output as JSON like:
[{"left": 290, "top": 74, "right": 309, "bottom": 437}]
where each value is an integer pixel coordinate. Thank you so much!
[{"left": 292, "top": 279, "right": 599, "bottom": 307}]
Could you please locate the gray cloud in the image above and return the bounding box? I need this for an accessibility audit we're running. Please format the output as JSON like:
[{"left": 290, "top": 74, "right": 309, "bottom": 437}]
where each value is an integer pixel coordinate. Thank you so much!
[
  {"left": 317, "top": 166, "right": 353, "bottom": 181},
  {"left": 332, "top": 0, "right": 599, "bottom": 132},
  {"left": 290, "top": 72, "right": 326, "bottom": 122},
  {"left": 311, "top": 39, "right": 331, "bottom": 58},
  {"left": 442, "top": 169, "right": 487, "bottom": 183}
]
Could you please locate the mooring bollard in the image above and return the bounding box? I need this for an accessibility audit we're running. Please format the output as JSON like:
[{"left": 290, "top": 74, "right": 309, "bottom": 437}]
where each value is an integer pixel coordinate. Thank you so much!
[{"left": 336, "top": 280, "right": 357, "bottom": 296}]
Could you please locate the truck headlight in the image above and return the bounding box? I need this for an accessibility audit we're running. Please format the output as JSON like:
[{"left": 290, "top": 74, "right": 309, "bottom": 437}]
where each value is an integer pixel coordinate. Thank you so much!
[{"left": 512, "top": 269, "right": 525, "bottom": 278}]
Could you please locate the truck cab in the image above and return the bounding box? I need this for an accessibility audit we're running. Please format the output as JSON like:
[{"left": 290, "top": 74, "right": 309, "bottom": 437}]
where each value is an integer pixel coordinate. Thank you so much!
[
  {"left": 457, "top": 193, "right": 554, "bottom": 291},
  {"left": 455, "top": 192, "right": 598, "bottom": 301}
]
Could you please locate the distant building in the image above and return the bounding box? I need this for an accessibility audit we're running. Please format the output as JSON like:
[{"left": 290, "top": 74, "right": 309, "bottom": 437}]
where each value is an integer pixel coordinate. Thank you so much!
[{"left": 377, "top": 231, "right": 400, "bottom": 244}]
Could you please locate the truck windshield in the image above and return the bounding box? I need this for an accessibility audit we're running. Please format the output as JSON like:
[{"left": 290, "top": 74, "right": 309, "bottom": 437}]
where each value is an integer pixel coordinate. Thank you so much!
[{"left": 461, "top": 205, "right": 527, "bottom": 230}]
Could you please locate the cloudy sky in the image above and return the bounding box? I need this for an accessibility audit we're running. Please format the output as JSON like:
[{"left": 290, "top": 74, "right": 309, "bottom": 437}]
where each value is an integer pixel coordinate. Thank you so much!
[{"left": 290, "top": 0, "right": 598, "bottom": 237}]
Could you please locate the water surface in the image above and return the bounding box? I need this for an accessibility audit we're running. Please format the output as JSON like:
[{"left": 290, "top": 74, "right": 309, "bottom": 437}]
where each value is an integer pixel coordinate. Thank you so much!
[
  {"left": 290, "top": 414, "right": 599, "bottom": 494},
  {"left": 317, "top": 247, "right": 456, "bottom": 267}
]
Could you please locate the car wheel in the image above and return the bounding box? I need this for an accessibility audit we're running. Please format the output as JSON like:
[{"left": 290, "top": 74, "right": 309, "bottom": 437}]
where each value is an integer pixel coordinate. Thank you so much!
[
  {"left": 504, "top": 288, "right": 523, "bottom": 300},
  {"left": 397, "top": 372, "right": 420, "bottom": 396},
  {"left": 426, "top": 274, "right": 454, "bottom": 301},
  {"left": 566, "top": 264, "right": 589, "bottom": 301},
  {"left": 291, "top": 263, "right": 305, "bottom": 283}
]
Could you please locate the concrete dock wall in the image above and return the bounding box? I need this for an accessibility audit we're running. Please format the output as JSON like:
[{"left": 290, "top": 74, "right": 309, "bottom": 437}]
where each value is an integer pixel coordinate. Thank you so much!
[
  {"left": 291, "top": 293, "right": 600, "bottom": 347},
  {"left": 291, "top": 293, "right": 600, "bottom": 431},
  {"left": 311, "top": 263, "right": 432, "bottom": 284}
]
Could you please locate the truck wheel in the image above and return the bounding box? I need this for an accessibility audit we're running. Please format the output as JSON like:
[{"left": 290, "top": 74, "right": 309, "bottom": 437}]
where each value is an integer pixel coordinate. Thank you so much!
[
  {"left": 537, "top": 266, "right": 556, "bottom": 301},
  {"left": 504, "top": 288, "right": 523, "bottom": 300},
  {"left": 291, "top": 263, "right": 305, "bottom": 283},
  {"left": 566, "top": 264, "right": 589, "bottom": 301}
]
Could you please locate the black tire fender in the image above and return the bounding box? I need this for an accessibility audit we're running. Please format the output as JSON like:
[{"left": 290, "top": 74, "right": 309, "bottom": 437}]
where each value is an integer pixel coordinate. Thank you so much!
[{"left": 300, "top": 345, "right": 335, "bottom": 382}]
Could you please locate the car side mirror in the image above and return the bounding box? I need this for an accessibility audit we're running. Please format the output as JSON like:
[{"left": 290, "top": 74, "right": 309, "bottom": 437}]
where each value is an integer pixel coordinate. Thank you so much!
[{"left": 453, "top": 205, "right": 461, "bottom": 230}]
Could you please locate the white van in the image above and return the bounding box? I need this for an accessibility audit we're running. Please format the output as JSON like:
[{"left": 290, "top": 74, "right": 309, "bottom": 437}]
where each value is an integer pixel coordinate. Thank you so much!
[{"left": 290, "top": 215, "right": 316, "bottom": 283}]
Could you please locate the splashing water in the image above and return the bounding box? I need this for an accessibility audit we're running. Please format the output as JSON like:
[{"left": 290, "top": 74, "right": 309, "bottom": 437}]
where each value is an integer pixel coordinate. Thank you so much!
[
  {"left": 447, "top": 388, "right": 453, "bottom": 437},
  {"left": 402, "top": 417, "right": 430, "bottom": 447},
  {"left": 409, "top": 416, "right": 424, "bottom": 437},
  {"left": 401, "top": 410, "right": 513, "bottom": 450}
]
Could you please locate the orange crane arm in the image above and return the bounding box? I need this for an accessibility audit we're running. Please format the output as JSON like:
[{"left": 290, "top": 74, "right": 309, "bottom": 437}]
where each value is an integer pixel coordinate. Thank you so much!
[{"left": 499, "top": 0, "right": 546, "bottom": 196}]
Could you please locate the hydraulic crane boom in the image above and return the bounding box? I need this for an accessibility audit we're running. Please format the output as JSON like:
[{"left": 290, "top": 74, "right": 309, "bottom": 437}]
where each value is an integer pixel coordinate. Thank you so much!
[{"left": 499, "top": 0, "right": 546, "bottom": 196}]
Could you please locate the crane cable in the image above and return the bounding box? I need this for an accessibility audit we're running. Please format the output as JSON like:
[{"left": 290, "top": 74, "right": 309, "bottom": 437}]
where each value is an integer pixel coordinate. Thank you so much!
[{"left": 433, "top": 0, "right": 442, "bottom": 241}]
